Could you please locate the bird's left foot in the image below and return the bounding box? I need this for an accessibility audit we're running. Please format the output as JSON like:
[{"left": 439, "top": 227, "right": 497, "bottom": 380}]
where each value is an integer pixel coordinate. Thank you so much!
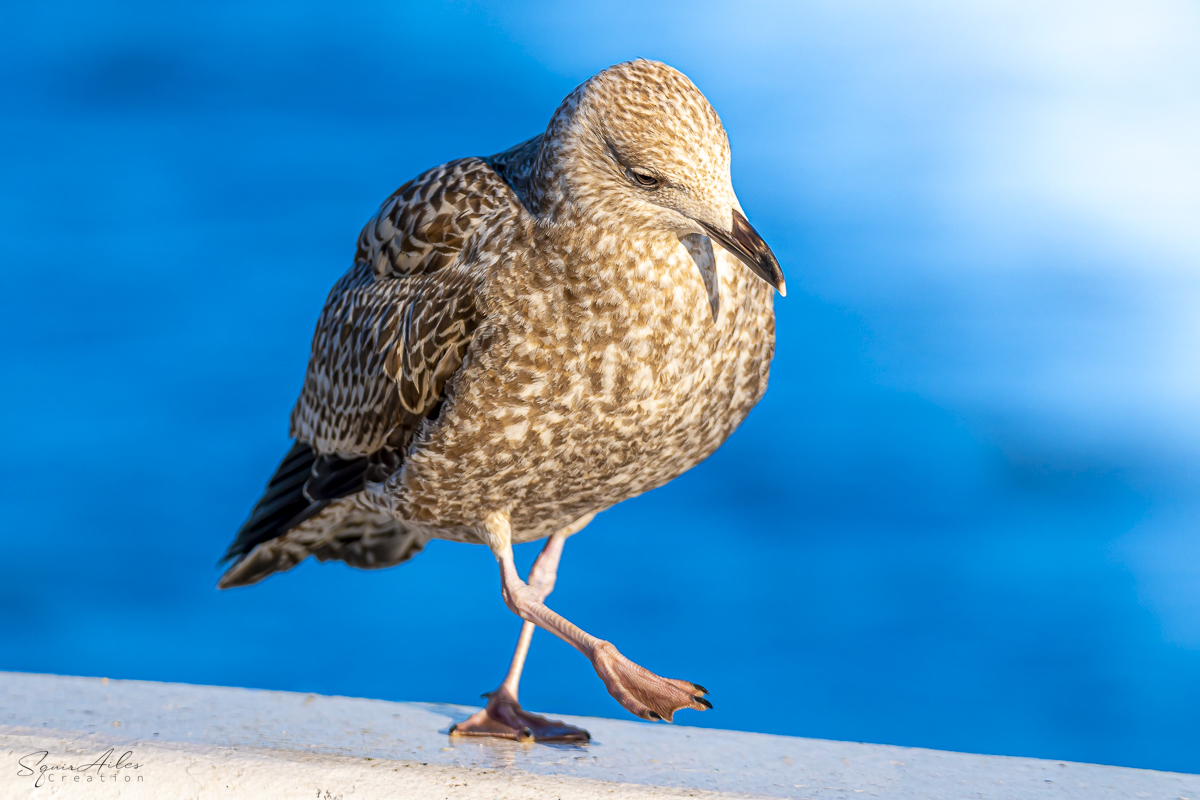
[
  {"left": 448, "top": 689, "right": 590, "bottom": 744},
  {"left": 590, "top": 640, "right": 711, "bottom": 722}
]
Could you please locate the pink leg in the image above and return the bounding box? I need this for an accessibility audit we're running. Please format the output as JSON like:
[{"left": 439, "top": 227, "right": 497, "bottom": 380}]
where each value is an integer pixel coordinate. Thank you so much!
[
  {"left": 483, "top": 512, "right": 711, "bottom": 724},
  {"left": 449, "top": 517, "right": 592, "bottom": 743}
]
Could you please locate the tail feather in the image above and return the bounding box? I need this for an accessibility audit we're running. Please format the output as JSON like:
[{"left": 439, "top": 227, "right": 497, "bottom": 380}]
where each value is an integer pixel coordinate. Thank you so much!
[
  {"left": 217, "top": 501, "right": 426, "bottom": 589},
  {"left": 305, "top": 454, "right": 373, "bottom": 500},
  {"left": 221, "top": 441, "right": 372, "bottom": 565},
  {"left": 221, "top": 441, "right": 321, "bottom": 564},
  {"left": 219, "top": 440, "right": 415, "bottom": 588}
]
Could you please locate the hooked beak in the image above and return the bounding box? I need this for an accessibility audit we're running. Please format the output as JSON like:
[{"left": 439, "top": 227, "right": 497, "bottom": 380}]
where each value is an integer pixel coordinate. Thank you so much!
[{"left": 697, "top": 210, "right": 786, "bottom": 296}]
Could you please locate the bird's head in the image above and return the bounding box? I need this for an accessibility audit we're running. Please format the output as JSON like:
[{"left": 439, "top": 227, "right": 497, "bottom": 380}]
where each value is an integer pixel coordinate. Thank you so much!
[{"left": 533, "top": 59, "right": 785, "bottom": 297}]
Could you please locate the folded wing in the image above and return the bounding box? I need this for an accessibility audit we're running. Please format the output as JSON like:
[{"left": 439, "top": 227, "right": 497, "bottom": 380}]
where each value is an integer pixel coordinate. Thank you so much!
[{"left": 219, "top": 156, "right": 525, "bottom": 587}]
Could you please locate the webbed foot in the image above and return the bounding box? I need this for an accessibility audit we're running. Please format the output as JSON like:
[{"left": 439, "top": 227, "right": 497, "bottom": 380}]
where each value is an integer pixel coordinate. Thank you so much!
[
  {"left": 591, "top": 641, "right": 711, "bottom": 722},
  {"left": 449, "top": 689, "right": 590, "bottom": 743}
]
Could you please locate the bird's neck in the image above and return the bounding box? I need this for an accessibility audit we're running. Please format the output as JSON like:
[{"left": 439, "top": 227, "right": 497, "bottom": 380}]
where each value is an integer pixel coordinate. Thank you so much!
[{"left": 515, "top": 212, "right": 685, "bottom": 297}]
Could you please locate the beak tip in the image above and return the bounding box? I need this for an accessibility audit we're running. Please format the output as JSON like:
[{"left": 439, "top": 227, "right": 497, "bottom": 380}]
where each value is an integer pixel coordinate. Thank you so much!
[{"left": 697, "top": 214, "right": 787, "bottom": 298}]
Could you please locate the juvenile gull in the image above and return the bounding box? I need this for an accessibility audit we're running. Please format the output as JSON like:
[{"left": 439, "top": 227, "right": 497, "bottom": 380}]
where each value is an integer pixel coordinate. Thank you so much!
[{"left": 219, "top": 59, "right": 785, "bottom": 742}]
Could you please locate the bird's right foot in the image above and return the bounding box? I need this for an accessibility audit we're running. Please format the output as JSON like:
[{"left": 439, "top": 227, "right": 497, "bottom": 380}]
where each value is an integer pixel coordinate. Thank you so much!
[
  {"left": 590, "top": 641, "right": 711, "bottom": 722},
  {"left": 448, "top": 688, "right": 590, "bottom": 744}
]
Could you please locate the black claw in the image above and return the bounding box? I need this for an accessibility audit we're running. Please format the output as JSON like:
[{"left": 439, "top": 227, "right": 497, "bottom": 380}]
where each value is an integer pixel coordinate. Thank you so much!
[
  {"left": 691, "top": 683, "right": 709, "bottom": 695},
  {"left": 647, "top": 711, "right": 662, "bottom": 721},
  {"left": 693, "top": 696, "right": 713, "bottom": 710},
  {"left": 448, "top": 723, "right": 458, "bottom": 733},
  {"left": 517, "top": 726, "right": 534, "bottom": 742}
]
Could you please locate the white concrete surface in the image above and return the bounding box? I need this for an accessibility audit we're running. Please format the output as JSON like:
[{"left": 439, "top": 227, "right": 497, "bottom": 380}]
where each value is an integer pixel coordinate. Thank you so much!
[{"left": 1, "top": 672, "right": 1196, "bottom": 799}]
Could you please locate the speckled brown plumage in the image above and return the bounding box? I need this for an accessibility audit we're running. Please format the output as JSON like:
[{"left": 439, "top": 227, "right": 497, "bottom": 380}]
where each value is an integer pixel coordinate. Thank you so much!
[{"left": 219, "top": 59, "right": 783, "bottom": 730}]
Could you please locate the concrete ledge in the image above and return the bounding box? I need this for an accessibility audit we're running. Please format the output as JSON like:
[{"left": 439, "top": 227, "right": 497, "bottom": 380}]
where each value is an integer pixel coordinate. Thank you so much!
[{"left": 2, "top": 672, "right": 1196, "bottom": 799}]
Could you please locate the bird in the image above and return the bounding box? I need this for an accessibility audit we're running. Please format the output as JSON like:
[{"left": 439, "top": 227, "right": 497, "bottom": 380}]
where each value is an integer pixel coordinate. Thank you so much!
[{"left": 218, "top": 59, "right": 784, "bottom": 743}]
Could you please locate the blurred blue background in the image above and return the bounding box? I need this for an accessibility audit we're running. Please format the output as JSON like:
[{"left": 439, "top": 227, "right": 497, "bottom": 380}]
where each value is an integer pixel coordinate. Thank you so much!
[{"left": 3, "top": 0, "right": 1199, "bottom": 775}]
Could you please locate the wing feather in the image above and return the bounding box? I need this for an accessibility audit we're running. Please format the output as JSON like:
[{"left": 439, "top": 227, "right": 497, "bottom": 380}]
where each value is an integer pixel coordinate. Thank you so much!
[
  {"left": 291, "top": 157, "right": 517, "bottom": 456},
  {"left": 220, "top": 154, "right": 526, "bottom": 586}
]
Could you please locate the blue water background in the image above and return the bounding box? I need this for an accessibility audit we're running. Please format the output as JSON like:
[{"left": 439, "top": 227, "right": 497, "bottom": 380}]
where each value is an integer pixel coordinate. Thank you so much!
[{"left": 3, "top": 1, "right": 1200, "bottom": 774}]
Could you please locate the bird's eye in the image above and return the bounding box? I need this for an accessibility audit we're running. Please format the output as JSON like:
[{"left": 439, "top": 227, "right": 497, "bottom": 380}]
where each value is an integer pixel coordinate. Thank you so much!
[{"left": 628, "top": 169, "right": 659, "bottom": 189}]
